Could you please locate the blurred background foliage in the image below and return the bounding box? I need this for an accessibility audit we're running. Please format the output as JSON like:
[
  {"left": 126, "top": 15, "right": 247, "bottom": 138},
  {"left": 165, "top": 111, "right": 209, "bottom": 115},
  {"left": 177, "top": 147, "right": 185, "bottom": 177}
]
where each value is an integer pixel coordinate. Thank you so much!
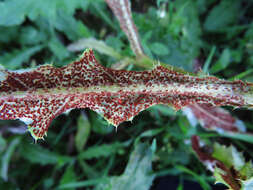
[{"left": 0, "top": 0, "right": 253, "bottom": 189}]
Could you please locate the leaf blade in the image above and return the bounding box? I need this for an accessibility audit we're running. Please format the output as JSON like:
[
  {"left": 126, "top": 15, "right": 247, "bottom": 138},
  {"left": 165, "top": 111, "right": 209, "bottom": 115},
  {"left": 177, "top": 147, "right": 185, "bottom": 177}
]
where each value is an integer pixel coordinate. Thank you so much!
[{"left": 1, "top": 49, "right": 253, "bottom": 140}]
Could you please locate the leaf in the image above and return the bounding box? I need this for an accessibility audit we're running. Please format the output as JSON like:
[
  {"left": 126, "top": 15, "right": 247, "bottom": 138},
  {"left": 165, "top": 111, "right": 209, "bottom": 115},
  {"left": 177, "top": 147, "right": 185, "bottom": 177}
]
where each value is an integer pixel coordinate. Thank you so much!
[
  {"left": 0, "top": 0, "right": 86, "bottom": 26},
  {"left": 78, "top": 142, "right": 125, "bottom": 160},
  {"left": 219, "top": 131, "right": 253, "bottom": 144},
  {"left": 19, "top": 26, "right": 47, "bottom": 45},
  {"left": 212, "top": 143, "right": 245, "bottom": 170},
  {"left": 240, "top": 162, "right": 253, "bottom": 179},
  {"left": 68, "top": 38, "right": 122, "bottom": 59},
  {"left": 213, "top": 167, "right": 231, "bottom": 188},
  {"left": 204, "top": 0, "right": 240, "bottom": 31},
  {"left": 0, "top": 137, "right": 21, "bottom": 181},
  {"left": 191, "top": 135, "right": 253, "bottom": 190},
  {"left": 171, "top": 0, "right": 202, "bottom": 58},
  {"left": 58, "top": 178, "right": 109, "bottom": 189},
  {"left": 150, "top": 42, "right": 170, "bottom": 56},
  {"left": 59, "top": 164, "right": 77, "bottom": 190},
  {"left": 0, "top": 135, "right": 7, "bottom": 153},
  {"left": 184, "top": 104, "right": 246, "bottom": 133},
  {"left": 105, "top": 0, "right": 196, "bottom": 72},
  {"left": 148, "top": 105, "right": 177, "bottom": 117},
  {"left": 105, "top": 0, "right": 144, "bottom": 56},
  {"left": 48, "top": 38, "right": 70, "bottom": 60},
  {"left": 210, "top": 48, "right": 231, "bottom": 73},
  {"left": 75, "top": 112, "right": 91, "bottom": 152},
  {"left": 54, "top": 10, "right": 91, "bottom": 41},
  {"left": 0, "top": 0, "right": 30, "bottom": 26},
  {"left": 1, "top": 49, "right": 253, "bottom": 140},
  {"left": 105, "top": 36, "right": 124, "bottom": 51},
  {"left": 90, "top": 111, "right": 114, "bottom": 135},
  {"left": 0, "top": 26, "right": 19, "bottom": 43},
  {"left": 20, "top": 143, "right": 71, "bottom": 166},
  {"left": 0, "top": 45, "right": 44, "bottom": 69},
  {"left": 95, "top": 143, "right": 155, "bottom": 190}
]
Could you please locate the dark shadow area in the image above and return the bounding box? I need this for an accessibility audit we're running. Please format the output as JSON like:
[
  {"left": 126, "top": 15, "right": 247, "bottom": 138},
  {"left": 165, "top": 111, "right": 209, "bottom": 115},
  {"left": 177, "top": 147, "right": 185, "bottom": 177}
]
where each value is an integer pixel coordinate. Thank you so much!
[{"left": 151, "top": 175, "right": 226, "bottom": 190}]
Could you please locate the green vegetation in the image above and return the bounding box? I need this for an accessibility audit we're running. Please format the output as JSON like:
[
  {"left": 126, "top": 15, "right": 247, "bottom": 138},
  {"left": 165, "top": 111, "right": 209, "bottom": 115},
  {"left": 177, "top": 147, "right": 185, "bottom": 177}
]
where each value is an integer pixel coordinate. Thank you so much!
[{"left": 0, "top": 0, "right": 253, "bottom": 189}]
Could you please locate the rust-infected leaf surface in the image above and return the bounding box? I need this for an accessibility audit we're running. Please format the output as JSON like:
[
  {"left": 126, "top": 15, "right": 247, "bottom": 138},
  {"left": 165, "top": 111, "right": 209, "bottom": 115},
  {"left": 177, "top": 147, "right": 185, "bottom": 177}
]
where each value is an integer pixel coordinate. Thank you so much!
[
  {"left": 0, "top": 49, "right": 253, "bottom": 140},
  {"left": 184, "top": 104, "right": 246, "bottom": 133}
]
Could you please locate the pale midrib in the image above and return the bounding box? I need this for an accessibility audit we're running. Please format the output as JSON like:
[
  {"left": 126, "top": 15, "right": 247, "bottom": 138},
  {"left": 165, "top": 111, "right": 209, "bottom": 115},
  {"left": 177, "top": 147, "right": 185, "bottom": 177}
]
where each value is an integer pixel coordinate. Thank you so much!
[{"left": 0, "top": 82, "right": 243, "bottom": 102}]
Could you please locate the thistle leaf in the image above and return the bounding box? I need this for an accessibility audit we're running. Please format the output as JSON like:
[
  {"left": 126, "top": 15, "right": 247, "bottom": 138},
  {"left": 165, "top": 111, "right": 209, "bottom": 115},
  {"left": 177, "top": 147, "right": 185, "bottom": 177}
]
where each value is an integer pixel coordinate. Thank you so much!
[
  {"left": 1, "top": 49, "right": 253, "bottom": 140},
  {"left": 105, "top": 0, "right": 144, "bottom": 56},
  {"left": 184, "top": 104, "right": 246, "bottom": 133},
  {"left": 105, "top": 0, "right": 247, "bottom": 137},
  {"left": 191, "top": 135, "right": 253, "bottom": 190},
  {"left": 212, "top": 143, "right": 245, "bottom": 170}
]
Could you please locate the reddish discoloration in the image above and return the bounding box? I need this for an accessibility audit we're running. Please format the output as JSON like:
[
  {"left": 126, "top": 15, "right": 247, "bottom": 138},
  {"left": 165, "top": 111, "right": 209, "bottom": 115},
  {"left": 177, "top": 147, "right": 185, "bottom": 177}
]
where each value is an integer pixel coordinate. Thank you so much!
[
  {"left": 0, "top": 49, "right": 252, "bottom": 139},
  {"left": 188, "top": 104, "right": 243, "bottom": 132},
  {"left": 191, "top": 136, "right": 241, "bottom": 190},
  {"left": 105, "top": 0, "right": 144, "bottom": 56}
]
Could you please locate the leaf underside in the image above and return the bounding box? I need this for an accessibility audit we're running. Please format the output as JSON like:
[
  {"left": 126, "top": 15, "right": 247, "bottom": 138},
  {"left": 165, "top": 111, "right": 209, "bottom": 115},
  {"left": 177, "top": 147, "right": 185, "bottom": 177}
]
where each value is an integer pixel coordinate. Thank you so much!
[
  {"left": 0, "top": 49, "right": 253, "bottom": 140},
  {"left": 184, "top": 104, "right": 245, "bottom": 133}
]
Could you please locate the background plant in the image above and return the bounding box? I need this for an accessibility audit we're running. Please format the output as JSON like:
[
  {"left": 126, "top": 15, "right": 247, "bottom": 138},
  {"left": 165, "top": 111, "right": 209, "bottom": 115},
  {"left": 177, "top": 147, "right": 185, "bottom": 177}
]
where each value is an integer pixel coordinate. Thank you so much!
[{"left": 0, "top": 0, "right": 253, "bottom": 189}]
